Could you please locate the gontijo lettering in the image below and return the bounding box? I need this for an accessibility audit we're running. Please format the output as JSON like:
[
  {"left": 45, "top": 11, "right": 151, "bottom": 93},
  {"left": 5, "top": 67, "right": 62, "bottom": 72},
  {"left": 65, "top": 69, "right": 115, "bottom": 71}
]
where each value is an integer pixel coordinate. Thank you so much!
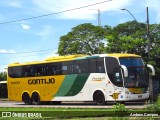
[{"left": 28, "top": 78, "right": 55, "bottom": 85}]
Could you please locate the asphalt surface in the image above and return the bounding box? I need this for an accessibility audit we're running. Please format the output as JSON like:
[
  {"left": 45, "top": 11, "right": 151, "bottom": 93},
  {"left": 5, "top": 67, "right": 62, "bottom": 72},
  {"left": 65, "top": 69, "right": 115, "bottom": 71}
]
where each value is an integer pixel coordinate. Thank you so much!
[{"left": 0, "top": 100, "right": 147, "bottom": 109}]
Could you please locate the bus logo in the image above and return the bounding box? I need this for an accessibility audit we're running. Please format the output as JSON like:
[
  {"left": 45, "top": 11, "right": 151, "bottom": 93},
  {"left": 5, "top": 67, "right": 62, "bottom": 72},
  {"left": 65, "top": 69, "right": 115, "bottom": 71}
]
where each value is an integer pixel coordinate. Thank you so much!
[
  {"left": 2, "top": 112, "right": 11, "bottom": 117},
  {"left": 28, "top": 78, "right": 55, "bottom": 85},
  {"left": 110, "top": 93, "right": 120, "bottom": 99}
]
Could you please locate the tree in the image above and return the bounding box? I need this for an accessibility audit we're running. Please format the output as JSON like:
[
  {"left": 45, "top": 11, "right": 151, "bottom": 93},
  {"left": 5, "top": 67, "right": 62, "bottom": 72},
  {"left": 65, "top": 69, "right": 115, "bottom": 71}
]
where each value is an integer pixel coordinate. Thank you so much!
[
  {"left": 105, "top": 21, "right": 147, "bottom": 57},
  {"left": 0, "top": 72, "right": 7, "bottom": 81},
  {"left": 58, "top": 23, "right": 106, "bottom": 55},
  {"left": 105, "top": 21, "right": 160, "bottom": 79},
  {"left": 149, "top": 24, "right": 160, "bottom": 79},
  {"left": 57, "top": 21, "right": 160, "bottom": 79}
]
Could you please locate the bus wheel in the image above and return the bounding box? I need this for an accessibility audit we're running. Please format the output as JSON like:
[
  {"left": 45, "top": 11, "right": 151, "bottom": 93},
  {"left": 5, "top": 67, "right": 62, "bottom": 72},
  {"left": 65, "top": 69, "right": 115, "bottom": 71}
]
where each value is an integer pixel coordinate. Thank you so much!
[
  {"left": 31, "top": 92, "right": 40, "bottom": 105},
  {"left": 93, "top": 90, "right": 105, "bottom": 105},
  {"left": 51, "top": 101, "right": 62, "bottom": 105},
  {"left": 22, "top": 93, "right": 31, "bottom": 105}
]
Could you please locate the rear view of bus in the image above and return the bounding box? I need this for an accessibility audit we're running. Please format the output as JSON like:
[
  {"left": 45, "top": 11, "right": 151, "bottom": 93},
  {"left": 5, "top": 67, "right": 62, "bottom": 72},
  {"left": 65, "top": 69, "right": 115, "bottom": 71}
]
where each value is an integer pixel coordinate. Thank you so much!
[{"left": 105, "top": 54, "right": 155, "bottom": 102}]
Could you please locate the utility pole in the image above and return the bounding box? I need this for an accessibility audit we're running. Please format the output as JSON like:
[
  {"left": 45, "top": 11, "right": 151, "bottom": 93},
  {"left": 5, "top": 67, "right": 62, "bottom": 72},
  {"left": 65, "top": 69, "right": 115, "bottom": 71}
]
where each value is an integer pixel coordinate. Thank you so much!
[
  {"left": 90, "top": 9, "right": 101, "bottom": 26},
  {"left": 97, "top": 9, "right": 101, "bottom": 26},
  {"left": 146, "top": 7, "right": 153, "bottom": 101}
]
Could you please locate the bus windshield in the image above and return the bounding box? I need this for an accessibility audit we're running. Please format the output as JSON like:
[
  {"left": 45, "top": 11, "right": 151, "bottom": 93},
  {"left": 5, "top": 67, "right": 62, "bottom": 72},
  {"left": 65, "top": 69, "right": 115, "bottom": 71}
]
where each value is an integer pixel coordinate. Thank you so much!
[
  {"left": 119, "top": 57, "right": 144, "bottom": 67},
  {"left": 119, "top": 58, "right": 148, "bottom": 88}
]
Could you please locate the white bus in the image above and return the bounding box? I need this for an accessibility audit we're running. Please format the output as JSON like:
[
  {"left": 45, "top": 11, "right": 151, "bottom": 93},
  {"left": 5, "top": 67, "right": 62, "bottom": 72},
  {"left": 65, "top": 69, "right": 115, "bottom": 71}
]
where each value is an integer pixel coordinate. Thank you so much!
[
  {"left": 0, "top": 81, "right": 8, "bottom": 98},
  {"left": 7, "top": 54, "right": 155, "bottom": 105}
]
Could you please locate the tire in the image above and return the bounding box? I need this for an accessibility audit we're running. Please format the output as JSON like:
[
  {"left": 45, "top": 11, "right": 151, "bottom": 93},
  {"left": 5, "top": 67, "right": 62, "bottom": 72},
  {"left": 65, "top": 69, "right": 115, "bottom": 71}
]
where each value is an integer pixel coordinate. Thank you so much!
[
  {"left": 22, "top": 93, "right": 31, "bottom": 105},
  {"left": 31, "top": 92, "right": 40, "bottom": 105},
  {"left": 93, "top": 91, "right": 105, "bottom": 105},
  {"left": 116, "top": 101, "right": 125, "bottom": 104},
  {"left": 51, "top": 101, "right": 62, "bottom": 105}
]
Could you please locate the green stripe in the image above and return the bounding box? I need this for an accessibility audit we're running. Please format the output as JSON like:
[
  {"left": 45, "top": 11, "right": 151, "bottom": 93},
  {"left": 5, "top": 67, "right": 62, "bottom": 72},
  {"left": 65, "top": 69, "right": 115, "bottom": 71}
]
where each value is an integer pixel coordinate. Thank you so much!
[
  {"left": 55, "top": 74, "right": 77, "bottom": 96},
  {"left": 86, "top": 56, "right": 99, "bottom": 59},
  {"left": 65, "top": 74, "right": 89, "bottom": 96}
]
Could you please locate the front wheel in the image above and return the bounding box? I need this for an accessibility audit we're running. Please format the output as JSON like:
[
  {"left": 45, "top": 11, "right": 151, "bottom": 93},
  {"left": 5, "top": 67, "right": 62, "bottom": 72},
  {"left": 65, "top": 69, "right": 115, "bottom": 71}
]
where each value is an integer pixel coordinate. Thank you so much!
[{"left": 93, "top": 91, "right": 105, "bottom": 105}]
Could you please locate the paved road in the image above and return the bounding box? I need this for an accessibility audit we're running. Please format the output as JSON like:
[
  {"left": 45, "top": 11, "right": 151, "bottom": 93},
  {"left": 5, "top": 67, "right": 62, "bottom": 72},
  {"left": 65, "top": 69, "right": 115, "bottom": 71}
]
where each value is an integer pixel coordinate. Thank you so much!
[{"left": 0, "top": 100, "right": 147, "bottom": 109}]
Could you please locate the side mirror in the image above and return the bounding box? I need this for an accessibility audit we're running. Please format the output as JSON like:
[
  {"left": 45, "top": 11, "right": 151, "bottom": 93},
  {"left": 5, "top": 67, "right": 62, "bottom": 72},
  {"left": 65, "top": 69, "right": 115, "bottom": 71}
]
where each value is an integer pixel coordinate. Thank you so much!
[
  {"left": 147, "top": 64, "right": 155, "bottom": 76},
  {"left": 121, "top": 65, "right": 128, "bottom": 77}
]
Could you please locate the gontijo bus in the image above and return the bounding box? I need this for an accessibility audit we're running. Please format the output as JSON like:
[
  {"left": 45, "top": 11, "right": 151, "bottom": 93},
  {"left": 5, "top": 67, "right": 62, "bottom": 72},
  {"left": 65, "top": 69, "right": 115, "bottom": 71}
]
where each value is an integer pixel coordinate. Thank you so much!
[{"left": 7, "top": 54, "right": 155, "bottom": 105}]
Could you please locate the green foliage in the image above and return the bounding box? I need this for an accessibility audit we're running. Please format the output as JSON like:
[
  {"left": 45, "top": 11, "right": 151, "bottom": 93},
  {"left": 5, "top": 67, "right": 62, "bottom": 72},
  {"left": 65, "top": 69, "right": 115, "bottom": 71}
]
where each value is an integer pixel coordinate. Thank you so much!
[
  {"left": 146, "top": 95, "right": 160, "bottom": 112},
  {"left": 0, "top": 72, "right": 7, "bottom": 81},
  {"left": 58, "top": 23, "right": 106, "bottom": 55},
  {"left": 57, "top": 21, "right": 160, "bottom": 79},
  {"left": 105, "top": 21, "right": 147, "bottom": 57},
  {"left": 112, "top": 103, "right": 128, "bottom": 112}
]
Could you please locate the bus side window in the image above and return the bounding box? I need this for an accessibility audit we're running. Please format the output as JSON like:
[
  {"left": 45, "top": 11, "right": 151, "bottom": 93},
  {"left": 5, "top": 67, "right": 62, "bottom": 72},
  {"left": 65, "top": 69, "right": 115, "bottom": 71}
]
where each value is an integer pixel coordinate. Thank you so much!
[
  {"left": 30, "top": 67, "right": 36, "bottom": 77},
  {"left": 62, "top": 61, "right": 73, "bottom": 74},
  {"left": 97, "top": 58, "right": 105, "bottom": 73},
  {"left": 48, "top": 63, "right": 62, "bottom": 75},
  {"left": 74, "top": 60, "right": 88, "bottom": 74},
  {"left": 8, "top": 67, "right": 15, "bottom": 78},
  {"left": 88, "top": 59, "right": 96, "bottom": 73}
]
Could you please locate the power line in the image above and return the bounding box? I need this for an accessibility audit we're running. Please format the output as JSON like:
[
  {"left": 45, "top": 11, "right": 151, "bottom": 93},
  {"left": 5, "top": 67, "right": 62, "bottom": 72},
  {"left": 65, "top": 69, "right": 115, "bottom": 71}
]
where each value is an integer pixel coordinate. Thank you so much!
[
  {"left": 0, "top": 51, "right": 54, "bottom": 59},
  {"left": 0, "top": 0, "right": 112, "bottom": 24},
  {"left": 0, "top": 48, "right": 57, "bottom": 54}
]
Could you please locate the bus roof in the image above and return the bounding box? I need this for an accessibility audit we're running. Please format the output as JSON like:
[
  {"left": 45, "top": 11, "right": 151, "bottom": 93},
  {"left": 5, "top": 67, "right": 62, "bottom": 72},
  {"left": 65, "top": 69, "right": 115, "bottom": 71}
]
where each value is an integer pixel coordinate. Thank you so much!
[
  {"left": 45, "top": 54, "right": 87, "bottom": 61},
  {"left": 106, "top": 53, "right": 141, "bottom": 58},
  {"left": 8, "top": 53, "right": 141, "bottom": 67}
]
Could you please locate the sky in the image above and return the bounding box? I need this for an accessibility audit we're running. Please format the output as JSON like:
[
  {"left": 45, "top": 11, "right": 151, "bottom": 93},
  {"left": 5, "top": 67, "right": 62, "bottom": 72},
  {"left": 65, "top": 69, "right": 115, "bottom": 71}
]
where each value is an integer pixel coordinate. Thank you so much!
[{"left": 0, "top": 0, "right": 160, "bottom": 72}]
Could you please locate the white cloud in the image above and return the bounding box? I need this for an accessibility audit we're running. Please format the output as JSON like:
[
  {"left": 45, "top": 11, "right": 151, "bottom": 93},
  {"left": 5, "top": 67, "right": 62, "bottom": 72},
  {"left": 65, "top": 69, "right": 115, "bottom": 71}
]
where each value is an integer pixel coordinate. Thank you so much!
[
  {"left": 0, "top": 49, "right": 16, "bottom": 54},
  {"left": 32, "top": 0, "right": 133, "bottom": 19},
  {"left": 8, "top": 1, "right": 22, "bottom": 8},
  {"left": 0, "top": 0, "right": 22, "bottom": 8},
  {"left": 21, "top": 24, "right": 31, "bottom": 30}
]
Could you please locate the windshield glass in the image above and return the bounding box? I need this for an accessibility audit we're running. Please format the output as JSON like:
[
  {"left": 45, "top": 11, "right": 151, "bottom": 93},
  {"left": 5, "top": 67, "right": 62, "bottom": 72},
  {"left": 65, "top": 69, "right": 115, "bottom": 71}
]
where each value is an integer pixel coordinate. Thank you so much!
[
  {"left": 119, "top": 57, "right": 144, "bottom": 67},
  {"left": 119, "top": 58, "right": 148, "bottom": 88}
]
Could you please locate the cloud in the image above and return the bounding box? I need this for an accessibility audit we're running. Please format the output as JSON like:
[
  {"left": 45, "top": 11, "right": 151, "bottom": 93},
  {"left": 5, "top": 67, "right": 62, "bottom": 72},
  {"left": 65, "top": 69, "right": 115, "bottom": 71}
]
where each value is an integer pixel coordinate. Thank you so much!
[
  {"left": 0, "top": 0, "right": 22, "bottom": 8},
  {"left": 32, "top": 0, "right": 133, "bottom": 19},
  {"left": 21, "top": 24, "right": 31, "bottom": 30},
  {"left": 0, "top": 49, "right": 16, "bottom": 54}
]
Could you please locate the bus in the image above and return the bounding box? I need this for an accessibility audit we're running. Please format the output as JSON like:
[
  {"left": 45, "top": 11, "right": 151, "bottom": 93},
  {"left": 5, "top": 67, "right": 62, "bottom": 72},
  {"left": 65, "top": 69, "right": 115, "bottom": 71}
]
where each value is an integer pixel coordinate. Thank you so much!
[
  {"left": 7, "top": 54, "right": 155, "bottom": 105},
  {"left": 0, "top": 81, "right": 8, "bottom": 98}
]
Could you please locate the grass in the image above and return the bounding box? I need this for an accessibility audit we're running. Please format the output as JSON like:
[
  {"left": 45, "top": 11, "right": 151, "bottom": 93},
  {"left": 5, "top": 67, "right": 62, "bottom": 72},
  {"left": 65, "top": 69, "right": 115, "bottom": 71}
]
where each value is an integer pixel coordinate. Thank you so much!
[
  {"left": 0, "top": 107, "right": 159, "bottom": 119},
  {"left": 0, "top": 98, "right": 160, "bottom": 119}
]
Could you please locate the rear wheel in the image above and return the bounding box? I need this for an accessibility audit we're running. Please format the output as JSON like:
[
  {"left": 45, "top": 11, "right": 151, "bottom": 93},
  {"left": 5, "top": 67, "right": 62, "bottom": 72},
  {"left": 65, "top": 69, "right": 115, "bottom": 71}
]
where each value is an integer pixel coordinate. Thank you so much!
[
  {"left": 31, "top": 92, "right": 40, "bottom": 105},
  {"left": 51, "top": 101, "right": 62, "bottom": 105},
  {"left": 93, "top": 91, "right": 105, "bottom": 105},
  {"left": 22, "top": 93, "right": 31, "bottom": 105}
]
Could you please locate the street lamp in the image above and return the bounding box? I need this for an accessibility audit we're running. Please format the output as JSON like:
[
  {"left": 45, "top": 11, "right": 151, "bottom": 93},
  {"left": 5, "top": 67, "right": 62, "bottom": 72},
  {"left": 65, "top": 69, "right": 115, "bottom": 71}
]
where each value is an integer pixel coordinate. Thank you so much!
[
  {"left": 121, "top": 7, "right": 154, "bottom": 101},
  {"left": 121, "top": 8, "right": 137, "bottom": 22}
]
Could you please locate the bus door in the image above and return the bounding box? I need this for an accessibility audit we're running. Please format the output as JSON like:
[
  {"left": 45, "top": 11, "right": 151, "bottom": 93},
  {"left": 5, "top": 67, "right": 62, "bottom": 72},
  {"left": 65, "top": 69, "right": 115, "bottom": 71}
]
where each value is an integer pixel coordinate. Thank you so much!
[{"left": 105, "top": 57, "right": 124, "bottom": 101}]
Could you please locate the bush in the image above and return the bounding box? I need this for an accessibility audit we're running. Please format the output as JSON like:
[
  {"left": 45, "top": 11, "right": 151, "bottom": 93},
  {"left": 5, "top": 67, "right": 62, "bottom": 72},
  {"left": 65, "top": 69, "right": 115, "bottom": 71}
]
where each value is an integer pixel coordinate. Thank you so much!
[
  {"left": 146, "top": 95, "right": 160, "bottom": 111},
  {"left": 112, "top": 103, "right": 128, "bottom": 112}
]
